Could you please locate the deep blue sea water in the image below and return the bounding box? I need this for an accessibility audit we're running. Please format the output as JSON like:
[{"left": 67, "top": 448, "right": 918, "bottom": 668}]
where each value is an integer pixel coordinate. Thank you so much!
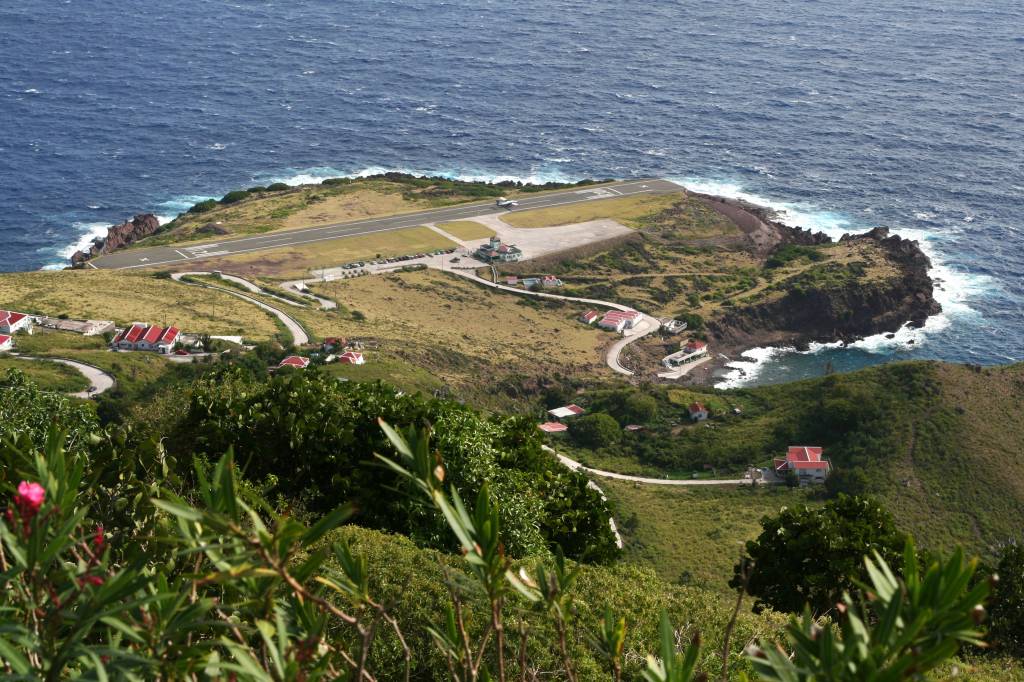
[{"left": 1, "top": 1, "right": 1021, "bottom": 384}]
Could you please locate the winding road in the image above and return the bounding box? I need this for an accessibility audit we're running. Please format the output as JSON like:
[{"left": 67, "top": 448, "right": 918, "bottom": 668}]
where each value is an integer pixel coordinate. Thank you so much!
[
  {"left": 544, "top": 446, "right": 747, "bottom": 486},
  {"left": 11, "top": 355, "right": 115, "bottom": 399},
  {"left": 170, "top": 272, "right": 309, "bottom": 346},
  {"left": 448, "top": 269, "right": 661, "bottom": 377}
]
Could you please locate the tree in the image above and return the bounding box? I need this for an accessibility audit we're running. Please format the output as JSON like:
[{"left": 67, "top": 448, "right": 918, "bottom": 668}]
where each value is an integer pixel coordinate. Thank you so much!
[
  {"left": 732, "top": 495, "right": 906, "bottom": 615},
  {"left": 989, "top": 540, "right": 1024, "bottom": 656},
  {"left": 569, "top": 413, "right": 621, "bottom": 449},
  {"left": 623, "top": 393, "right": 658, "bottom": 424}
]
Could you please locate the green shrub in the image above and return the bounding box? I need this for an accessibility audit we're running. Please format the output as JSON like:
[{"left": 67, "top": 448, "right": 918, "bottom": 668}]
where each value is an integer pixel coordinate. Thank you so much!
[
  {"left": 186, "top": 198, "right": 218, "bottom": 214},
  {"left": 266, "top": 182, "right": 290, "bottom": 191},
  {"left": 219, "top": 190, "right": 250, "bottom": 204},
  {"left": 570, "top": 412, "right": 621, "bottom": 448}
]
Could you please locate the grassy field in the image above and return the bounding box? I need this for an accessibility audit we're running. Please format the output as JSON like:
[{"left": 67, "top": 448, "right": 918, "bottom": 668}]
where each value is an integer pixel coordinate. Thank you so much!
[
  {"left": 298, "top": 269, "right": 610, "bottom": 406},
  {"left": 599, "top": 479, "right": 819, "bottom": 593},
  {"left": 0, "top": 356, "right": 90, "bottom": 393},
  {"left": 435, "top": 220, "right": 494, "bottom": 240},
  {"left": 321, "top": 355, "right": 445, "bottom": 396},
  {"left": 0, "top": 270, "right": 281, "bottom": 341},
  {"left": 187, "top": 226, "right": 457, "bottom": 279},
  {"left": 500, "top": 193, "right": 683, "bottom": 229}
]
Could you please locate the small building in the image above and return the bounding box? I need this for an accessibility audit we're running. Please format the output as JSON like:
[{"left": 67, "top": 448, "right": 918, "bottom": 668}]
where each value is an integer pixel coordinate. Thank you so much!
[
  {"left": 338, "top": 351, "right": 365, "bottom": 365},
  {"left": 579, "top": 310, "right": 600, "bottom": 325},
  {"left": 624, "top": 424, "right": 645, "bottom": 432},
  {"left": 661, "top": 339, "right": 710, "bottom": 368},
  {"left": 278, "top": 355, "right": 310, "bottom": 370},
  {"left": 0, "top": 310, "right": 33, "bottom": 335},
  {"left": 774, "top": 446, "right": 831, "bottom": 483},
  {"left": 0, "top": 334, "right": 13, "bottom": 352},
  {"left": 598, "top": 310, "right": 642, "bottom": 333},
  {"left": 37, "top": 317, "right": 114, "bottom": 336},
  {"left": 506, "top": 276, "right": 519, "bottom": 286},
  {"left": 688, "top": 402, "right": 709, "bottom": 422},
  {"left": 322, "top": 337, "right": 348, "bottom": 352},
  {"left": 521, "top": 277, "right": 540, "bottom": 289},
  {"left": 548, "top": 404, "right": 585, "bottom": 421},
  {"left": 112, "top": 323, "right": 179, "bottom": 353},
  {"left": 541, "top": 275, "right": 563, "bottom": 288},
  {"left": 475, "top": 236, "right": 523, "bottom": 263},
  {"left": 538, "top": 422, "right": 569, "bottom": 434}
]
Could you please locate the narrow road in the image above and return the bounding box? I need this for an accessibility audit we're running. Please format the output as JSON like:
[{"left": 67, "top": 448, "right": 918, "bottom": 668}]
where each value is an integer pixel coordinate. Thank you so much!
[
  {"left": 170, "top": 272, "right": 310, "bottom": 347},
  {"left": 11, "top": 355, "right": 115, "bottom": 399},
  {"left": 447, "top": 269, "right": 660, "bottom": 377},
  {"left": 544, "top": 446, "right": 747, "bottom": 486}
]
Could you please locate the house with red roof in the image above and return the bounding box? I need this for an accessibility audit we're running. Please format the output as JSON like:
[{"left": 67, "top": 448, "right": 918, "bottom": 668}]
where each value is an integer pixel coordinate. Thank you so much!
[
  {"left": 598, "top": 310, "right": 642, "bottom": 333},
  {"left": 547, "top": 404, "right": 585, "bottom": 421},
  {"left": 506, "top": 276, "right": 519, "bottom": 286},
  {"left": 278, "top": 355, "right": 310, "bottom": 370},
  {"left": 0, "top": 310, "right": 33, "bottom": 335},
  {"left": 579, "top": 310, "right": 600, "bottom": 325},
  {"left": 688, "top": 402, "right": 709, "bottom": 422},
  {"left": 538, "top": 422, "right": 568, "bottom": 434},
  {"left": 111, "top": 323, "right": 180, "bottom": 353},
  {"left": 773, "top": 446, "right": 831, "bottom": 483},
  {"left": 0, "top": 334, "right": 13, "bottom": 352},
  {"left": 662, "top": 339, "right": 710, "bottom": 368},
  {"left": 541, "top": 275, "right": 563, "bottom": 288},
  {"left": 338, "top": 351, "right": 365, "bottom": 365},
  {"left": 475, "top": 236, "right": 523, "bottom": 263}
]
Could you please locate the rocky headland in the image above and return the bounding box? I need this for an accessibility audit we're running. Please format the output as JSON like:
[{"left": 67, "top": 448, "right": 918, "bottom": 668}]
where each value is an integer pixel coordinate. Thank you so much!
[{"left": 70, "top": 214, "right": 161, "bottom": 266}]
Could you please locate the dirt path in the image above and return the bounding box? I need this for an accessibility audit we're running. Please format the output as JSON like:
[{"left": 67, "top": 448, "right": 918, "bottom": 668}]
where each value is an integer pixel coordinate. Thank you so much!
[
  {"left": 170, "top": 272, "right": 310, "bottom": 346},
  {"left": 545, "top": 446, "right": 748, "bottom": 486}
]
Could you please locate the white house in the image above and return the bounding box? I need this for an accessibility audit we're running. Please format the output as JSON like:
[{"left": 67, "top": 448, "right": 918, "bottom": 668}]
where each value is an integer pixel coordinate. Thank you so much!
[
  {"left": 548, "top": 404, "right": 585, "bottom": 421},
  {"left": 598, "top": 310, "right": 642, "bottom": 333},
  {"left": 0, "top": 310, "right": 33, "bottom": 335},
  {"left": 661, "top": 339, "right": 710, "bottom": 368},
  {"left": 111, "top": 323, "right": 180, "bottom": 353},
  {"left": 579, "top": 310, "right": 600, "bottom": 325},
  {"left": 475, "top": 236, "right": 523, "bottom": 263},
  {"left": 773, "top": 446, "right": 831, "bottom": 483},
  {"left": 688, "top": 402, "right": 709, "bottom": 422},
  {"left": 0, "top": 334, "right": 13, "bottom": 352}
]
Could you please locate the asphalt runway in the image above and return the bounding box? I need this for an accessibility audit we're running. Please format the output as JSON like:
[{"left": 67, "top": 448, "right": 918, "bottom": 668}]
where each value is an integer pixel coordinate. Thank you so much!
[{"left": 90, "top": 178, "right": 683, "bottom": 270}]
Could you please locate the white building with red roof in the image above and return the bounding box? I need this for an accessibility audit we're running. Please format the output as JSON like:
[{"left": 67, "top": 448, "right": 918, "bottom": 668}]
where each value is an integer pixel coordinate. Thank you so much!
[
  {"left": 338, "top": 351, "right": 365, "bottom": 365},
  {"left": 598, "top": 310, "right": 642, "bottom": 333},
  {"left": 688, "top": 402, "right": 709, "bottom": 422},
  {"left": 773, "top": 446, "right": 831, "bottom": 483},
  {"left": 579, "top": 310, "right": 600, "bottom": 325},
  {"left": 0, "top": 334, "right": 13, "bottom": 352},
  {"left": 475, "top": 236, "right": 523, "bottom": 263},
  {"left": 278, "top": 355, "right": 310, "bottom": 369},
  {"left": 547, "top": 404, "right": 585, "bottom": 421},
  {"left": 0, "top": 310, "right": 33, "bottom": 335},
  {"left": 111, "top": 323, "right": 180, "bottom": 353}
]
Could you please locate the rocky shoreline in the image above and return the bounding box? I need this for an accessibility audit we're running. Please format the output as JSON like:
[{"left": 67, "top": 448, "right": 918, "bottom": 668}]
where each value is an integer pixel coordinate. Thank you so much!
[
  {"left": 681, "top": 194, "right": 941, "bottom": 386},
  {"left": 70, "top": 214, "right": 161, "bottom": 267}
]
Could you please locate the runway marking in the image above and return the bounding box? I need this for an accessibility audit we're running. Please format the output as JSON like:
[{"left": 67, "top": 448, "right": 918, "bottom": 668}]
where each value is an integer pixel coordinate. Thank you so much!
[
  {"left": 87, "top": 261, "right": 98, "bottom": 269},
  {"left": 174, "top": 250, "right": 190, "bottom": 259}
]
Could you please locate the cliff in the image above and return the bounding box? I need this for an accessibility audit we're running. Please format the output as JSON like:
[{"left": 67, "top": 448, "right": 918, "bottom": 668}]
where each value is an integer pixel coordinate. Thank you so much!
[
  {"left": 707, "top": 226, "right": 941, "bottom": 351},
  {"left": 70, "top": 214, "right": 161, "bottom": 266}
]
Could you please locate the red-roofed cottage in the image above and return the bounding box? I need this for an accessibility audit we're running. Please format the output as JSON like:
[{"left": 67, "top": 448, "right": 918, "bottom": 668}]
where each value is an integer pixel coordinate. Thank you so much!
[
  {"left": 598, "top": 310, "right": 641, "bottom": 333},
  {"left": 278, "top": 355, "right": 310, "bottom": 370},
  {"left": 538, "top": 422, "right": 569, "bottom": 434},
  {"left": 111, "top": 323, "right": 180, "bottom": 353},
  {"left": 0, "top": 334, "right": 13, "bottom": 352},
  {"left": 773, "top": 446, "right": 831, "bottom": 484},
  {"left": 338, "top": 351, "right": 365, "bottom": 365},
  {"left": 688, "top": 402, "right": 709, "bottom": 422},
  {"left": 579, "top": 310, "right": 600, "bottom": 325},
  {"left": 548, "top": 404, "right": 585, "bottom": 421},
  {"left": 0, "top": 310, "right": 33, "bottom": 335}
]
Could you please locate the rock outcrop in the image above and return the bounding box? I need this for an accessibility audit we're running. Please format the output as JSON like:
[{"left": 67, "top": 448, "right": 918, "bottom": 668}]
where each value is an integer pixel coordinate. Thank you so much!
[
  {"left": 70, "top": 214, "right": 161, "bottom": 266},
  {"left": 707, "top": 226, "right": 940, "bottom": 352}
]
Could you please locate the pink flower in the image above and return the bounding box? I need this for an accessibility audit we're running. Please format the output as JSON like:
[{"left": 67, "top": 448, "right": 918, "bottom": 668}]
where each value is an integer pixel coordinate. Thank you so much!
[{"left": 13, "top": 481, "right": 45, "bottom": 518}]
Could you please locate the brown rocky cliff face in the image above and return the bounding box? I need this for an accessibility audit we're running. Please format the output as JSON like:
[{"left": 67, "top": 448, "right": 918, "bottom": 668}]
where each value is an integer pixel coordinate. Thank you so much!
[
  {"left": 70, "top": 214, "right": 161, "bottom": 266},
  {"left": 707, "top": 227, "right": 941, "bottom": 352}
]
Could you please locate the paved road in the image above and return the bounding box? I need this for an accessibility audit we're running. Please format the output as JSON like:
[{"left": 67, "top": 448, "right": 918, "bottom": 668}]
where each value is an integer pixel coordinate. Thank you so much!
[
  {"left": 91, "top": 179, "right": 683, "bottom": 270},
  {"left": 170, "top": 272, "right": 310, "bottom": 346},
  {"left": 448, "top": 268, "right": 659, "bottom": 377},
  {"left": 545, "top": 446, "right": 748, "bottom": 486},
  {"left": 11, "top": 355, "right": 115, "bottom": 399}
]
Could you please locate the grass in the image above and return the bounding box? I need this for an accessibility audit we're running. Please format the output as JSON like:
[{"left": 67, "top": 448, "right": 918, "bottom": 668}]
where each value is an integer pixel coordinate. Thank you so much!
[
  {"left": 186, "top": 226, "right": 457, "bottom": 279},
  {"left": 500, "top": 193, "right": 683, "bottom": 229},
  {"left": 0, "top": 270, "right": 281, "bottom": 341},
  {"left": 296, "top": 269, "right": 608, "bottom": 408},
  {"left": 0, "top": 356, "right": 90, "bottom": 393},
  {"left": 321, "top": 355, "right": 445, "bottom": 396},
  {"left": 599, "top": 479, "right": 819, "bottom": 593},
  {"left": 435, "top": 220, "right": 495, "bottom": 240}
]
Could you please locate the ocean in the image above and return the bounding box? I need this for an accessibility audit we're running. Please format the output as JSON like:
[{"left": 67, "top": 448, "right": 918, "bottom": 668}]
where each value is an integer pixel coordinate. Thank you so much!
[{"left": 1, "top": 0, "right": 1021, "bottom": 385}]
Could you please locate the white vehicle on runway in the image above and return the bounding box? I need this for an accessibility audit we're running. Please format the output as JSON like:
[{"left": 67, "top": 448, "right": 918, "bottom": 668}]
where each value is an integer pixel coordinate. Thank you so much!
[{"left": 495, "top": 197, "right": 518, "bottom": 208}]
